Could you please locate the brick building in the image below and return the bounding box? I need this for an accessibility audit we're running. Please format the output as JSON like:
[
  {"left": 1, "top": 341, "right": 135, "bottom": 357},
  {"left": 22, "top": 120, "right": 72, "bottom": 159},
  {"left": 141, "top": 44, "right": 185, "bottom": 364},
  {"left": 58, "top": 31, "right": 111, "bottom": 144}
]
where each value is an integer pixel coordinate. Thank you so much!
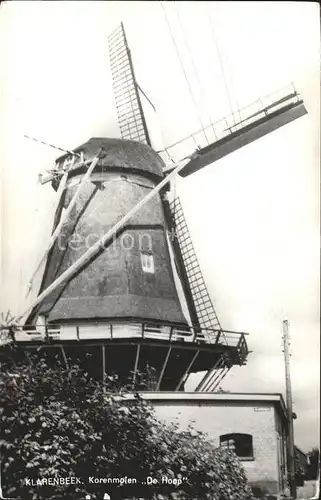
[{"left": 140, "top": 392, "right": 289, "bottom": 496}]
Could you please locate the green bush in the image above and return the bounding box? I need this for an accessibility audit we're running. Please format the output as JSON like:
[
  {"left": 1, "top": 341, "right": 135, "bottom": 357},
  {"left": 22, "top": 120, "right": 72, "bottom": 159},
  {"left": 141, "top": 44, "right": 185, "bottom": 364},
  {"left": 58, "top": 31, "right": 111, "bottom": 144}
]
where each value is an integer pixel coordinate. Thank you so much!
[{"left": 1, "top": 351, "right": 253, "bottom": 500}]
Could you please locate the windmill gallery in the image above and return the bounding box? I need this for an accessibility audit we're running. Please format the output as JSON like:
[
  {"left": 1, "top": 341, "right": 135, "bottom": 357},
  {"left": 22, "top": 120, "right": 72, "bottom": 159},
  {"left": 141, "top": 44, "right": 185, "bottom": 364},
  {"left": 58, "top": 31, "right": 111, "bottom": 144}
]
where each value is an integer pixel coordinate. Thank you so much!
[{"left": 0, "top": 17, "right": 309, "bottom": 499}]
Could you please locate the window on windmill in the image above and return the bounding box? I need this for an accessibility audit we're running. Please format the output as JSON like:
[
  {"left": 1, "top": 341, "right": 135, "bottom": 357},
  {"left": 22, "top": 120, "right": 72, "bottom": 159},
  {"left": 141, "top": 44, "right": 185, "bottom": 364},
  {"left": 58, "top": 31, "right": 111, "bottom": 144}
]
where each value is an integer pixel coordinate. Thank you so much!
[
  {"left": 140, "top": 252, "right": 155, "bottom": 274},
  {"left": 220, "top": 433, "right": 254, "bottom": 460}
]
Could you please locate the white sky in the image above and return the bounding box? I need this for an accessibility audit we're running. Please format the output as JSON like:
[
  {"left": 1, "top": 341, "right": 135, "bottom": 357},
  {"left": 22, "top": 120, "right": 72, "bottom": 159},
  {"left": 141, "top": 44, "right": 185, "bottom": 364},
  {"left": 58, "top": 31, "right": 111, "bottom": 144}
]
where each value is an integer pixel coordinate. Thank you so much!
[{"left": 0, "top": 1, "right": 320, "bottom": 451}]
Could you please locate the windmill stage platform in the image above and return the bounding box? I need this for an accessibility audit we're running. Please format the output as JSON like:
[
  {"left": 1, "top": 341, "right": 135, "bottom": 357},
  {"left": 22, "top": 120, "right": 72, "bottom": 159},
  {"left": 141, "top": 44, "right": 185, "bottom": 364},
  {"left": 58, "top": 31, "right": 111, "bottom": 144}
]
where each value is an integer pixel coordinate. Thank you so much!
[{"left": 0, "top": 323, "right": 248, "bottom": 392}]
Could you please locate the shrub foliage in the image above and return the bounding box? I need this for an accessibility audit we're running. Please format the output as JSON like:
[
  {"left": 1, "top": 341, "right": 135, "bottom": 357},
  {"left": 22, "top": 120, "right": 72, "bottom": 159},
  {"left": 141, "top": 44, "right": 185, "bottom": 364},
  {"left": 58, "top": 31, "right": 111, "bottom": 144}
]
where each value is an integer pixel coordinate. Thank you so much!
[{"left": 1, "top": 350, "right": 253, "bottom": 500}]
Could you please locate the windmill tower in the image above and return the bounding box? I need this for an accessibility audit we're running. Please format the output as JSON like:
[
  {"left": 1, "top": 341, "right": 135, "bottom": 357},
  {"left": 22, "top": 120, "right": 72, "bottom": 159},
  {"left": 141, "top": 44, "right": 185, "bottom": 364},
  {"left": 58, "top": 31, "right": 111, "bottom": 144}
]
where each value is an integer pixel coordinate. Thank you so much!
[{"left": 1, "top": 22, "right": 307, "bottom": 394}]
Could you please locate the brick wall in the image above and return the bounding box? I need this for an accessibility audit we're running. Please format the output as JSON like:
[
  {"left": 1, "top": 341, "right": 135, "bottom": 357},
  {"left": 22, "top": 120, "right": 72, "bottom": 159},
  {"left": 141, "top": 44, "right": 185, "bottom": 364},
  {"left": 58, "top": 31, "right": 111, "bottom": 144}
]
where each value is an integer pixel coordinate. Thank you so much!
[{"left": 151, "top": 399, "right": 283, "bottom": 494}]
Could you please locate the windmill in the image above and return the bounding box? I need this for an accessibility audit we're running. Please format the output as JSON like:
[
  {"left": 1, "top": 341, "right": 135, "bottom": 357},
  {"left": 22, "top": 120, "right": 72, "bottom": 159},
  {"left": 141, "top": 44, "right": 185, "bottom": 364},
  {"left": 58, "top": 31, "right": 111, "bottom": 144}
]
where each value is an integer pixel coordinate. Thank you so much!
[{"left": 0, "top": 19, "right": 307, "bottom": 393}]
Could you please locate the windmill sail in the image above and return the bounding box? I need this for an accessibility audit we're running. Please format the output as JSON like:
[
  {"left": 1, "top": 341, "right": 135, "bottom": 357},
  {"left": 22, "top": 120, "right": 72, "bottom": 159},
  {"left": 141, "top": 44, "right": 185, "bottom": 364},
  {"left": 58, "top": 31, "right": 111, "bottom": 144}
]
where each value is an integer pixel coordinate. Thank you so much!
[
  {"left": 169, "top": 197, "right": 224, "bottom": 343},
  {"left": 161, "top": 85, "right": 307, "bottom": 176},
  {"left": 108, "top": 23, "right": 151, "bottom": 145}
]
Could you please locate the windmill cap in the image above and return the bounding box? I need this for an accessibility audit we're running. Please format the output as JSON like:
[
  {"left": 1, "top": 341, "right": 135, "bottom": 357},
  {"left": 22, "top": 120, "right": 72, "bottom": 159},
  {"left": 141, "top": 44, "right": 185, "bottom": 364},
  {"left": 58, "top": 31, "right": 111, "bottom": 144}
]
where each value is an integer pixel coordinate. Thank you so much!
[{"left": 57, "top": 137, "right": 165, "bottom": 181}]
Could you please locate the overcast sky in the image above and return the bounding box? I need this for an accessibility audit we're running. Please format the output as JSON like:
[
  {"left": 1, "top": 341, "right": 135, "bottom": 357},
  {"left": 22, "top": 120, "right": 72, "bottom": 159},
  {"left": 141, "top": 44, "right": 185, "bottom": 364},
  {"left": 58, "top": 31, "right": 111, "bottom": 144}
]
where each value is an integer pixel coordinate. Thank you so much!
[{"left": 0, "top": 1, "right": 320, "bottom": 451}]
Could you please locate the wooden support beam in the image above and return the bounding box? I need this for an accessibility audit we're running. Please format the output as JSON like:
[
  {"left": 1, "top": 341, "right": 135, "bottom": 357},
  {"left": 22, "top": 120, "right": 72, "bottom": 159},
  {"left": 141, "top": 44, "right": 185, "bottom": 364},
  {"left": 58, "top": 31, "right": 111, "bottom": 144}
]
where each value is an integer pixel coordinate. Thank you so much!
[
  {"left": 27, "top": 171, "right": 68, "bottom": 296},
  {"left": 207, "top": 366, "right": 231, "bottom": 392},
  {"left": 215, "top": 330, "right": 222, "bottom": 344},
  {"left": 27, "top": 154, "right": 101, "bottom": 290},
  {"left": 201, "top": 355, "right": 228, "bottom": 392},
  {"left": 195, "top": 367, "right": 216, "bottom": 392},
  {"left": 175, "top": 349, "right": 200, "bottom": 391},
  {"left": 195, "top": 354, "right": 224, "bottom": 392},
  {"left": 45, "top": 322, "right": 49, "bottom": 342},
  {"left": 156, "top": 347, "right": 172, "bottom": 391},
  {"left": 202, "top": 365, "right": 226, "bottom": 392},
  {"left": 102, "top": 344, "right": 106, "bottom": 384},
  {"left": 60, "top": 345, "right": 69, "bottom": 369},
  {"left": 205, "top": 366, "right": 226, "bottom": 392},
  {"left": 21, "top": 155, "right": 191, "bottom": 323},
  {"left": 132, "top": 344, "right": 141, "bottom": 388},
  {"left": 283, "top": 320, "right": 297, "bottom": 499},
  {"left": 192, "top": 327, "right": 200, "bottom": 343}
]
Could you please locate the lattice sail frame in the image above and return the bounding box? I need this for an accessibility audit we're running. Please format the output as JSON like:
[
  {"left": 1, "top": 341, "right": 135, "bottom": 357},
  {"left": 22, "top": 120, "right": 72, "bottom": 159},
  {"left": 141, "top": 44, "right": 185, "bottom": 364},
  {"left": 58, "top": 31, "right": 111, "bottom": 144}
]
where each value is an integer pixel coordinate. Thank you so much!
[
  {"left": 169, "top": 197, "right": 226, "bottom": 344},
  {"left": 108, "top": 23, "right": 151, "bottom": 145},
  {"left": 161, "top": 85, "right": 307, "bottom": 175}
]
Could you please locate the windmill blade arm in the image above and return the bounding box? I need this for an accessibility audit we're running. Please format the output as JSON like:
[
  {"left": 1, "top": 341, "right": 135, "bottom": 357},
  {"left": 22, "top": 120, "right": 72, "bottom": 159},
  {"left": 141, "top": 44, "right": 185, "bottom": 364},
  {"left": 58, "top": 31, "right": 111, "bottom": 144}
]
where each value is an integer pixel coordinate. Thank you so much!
[
  {"left": 179, "top": 96, "right": 307, "bottom": 177},
  {"left": 225, "top": 92, "right": 300, "bottom": 129},
  {"left": 108, "top": 23, "right": 151, "bottom": 145},
  {"left": 168, "top": 197, "right": 223, "bottom": 342},
  {"left": 161, "top": 86, "right": 307, "bottom": 176}
]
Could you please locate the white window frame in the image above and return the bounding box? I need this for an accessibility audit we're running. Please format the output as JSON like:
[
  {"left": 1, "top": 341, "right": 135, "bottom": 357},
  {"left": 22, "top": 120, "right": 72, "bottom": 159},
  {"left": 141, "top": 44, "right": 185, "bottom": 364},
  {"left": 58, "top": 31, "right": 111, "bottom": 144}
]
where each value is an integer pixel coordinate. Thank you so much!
[
  {"left": 141, "top": 252, "right": 155, "bottom": 274},
  {"left": 220, "top": 433, "right": 254, "bottom": 460}
]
